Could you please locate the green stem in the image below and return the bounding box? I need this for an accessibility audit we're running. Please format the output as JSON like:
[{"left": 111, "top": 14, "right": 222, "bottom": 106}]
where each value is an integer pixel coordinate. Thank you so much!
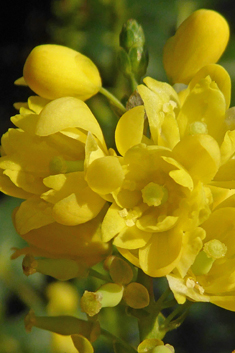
[
  {"left": 99, "top": 87, "right": 126, "bottom": 113},
  {"left": 161, "top": 300, "right": 193, "bottom": 331},
  {"left": 88, "top": 268, "right": 111, "bottom": 282},
  {"left": 101, "top": 328, "right": 137, "bottom": 353},
  {"left": 129, "top": 73, "right": 139, "bottom": 92}
]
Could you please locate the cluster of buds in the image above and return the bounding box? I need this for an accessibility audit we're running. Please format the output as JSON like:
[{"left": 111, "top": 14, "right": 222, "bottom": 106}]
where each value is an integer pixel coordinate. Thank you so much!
[{"left": 80, "top": 256, "right": 150, "bottom": 317}]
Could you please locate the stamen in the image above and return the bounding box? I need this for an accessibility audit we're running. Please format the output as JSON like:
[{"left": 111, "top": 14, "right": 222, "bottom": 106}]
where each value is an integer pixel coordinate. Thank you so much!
[{"left": 50, "top": 156, "right": 84, "bottom": 174}]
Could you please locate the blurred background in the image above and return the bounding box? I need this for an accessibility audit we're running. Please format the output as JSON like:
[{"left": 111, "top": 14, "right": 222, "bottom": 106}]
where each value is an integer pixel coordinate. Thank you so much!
[{"left": 1, "top": 0, "right": 235, "bottom": 352}]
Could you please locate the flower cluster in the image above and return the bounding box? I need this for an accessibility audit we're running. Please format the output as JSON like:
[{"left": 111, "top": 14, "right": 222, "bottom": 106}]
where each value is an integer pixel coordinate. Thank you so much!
[{"left": 1, "top": 7, "right": 235, "bottom": 352}]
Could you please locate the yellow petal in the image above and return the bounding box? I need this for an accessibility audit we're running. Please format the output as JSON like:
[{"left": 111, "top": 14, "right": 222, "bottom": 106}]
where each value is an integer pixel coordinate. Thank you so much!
[
  {"left": 137, "top": 83, "right": 161, "bottom": 144},
  {"left": 52, "top": 192, "right": 105, "bottom": 226},
  {"left": 161, "top": 156, "right": 194, "bottom": 190},
  {"left": 3, "top": 169, "right": 48, "bottom": 194},
  {"left": 101, "top": 203, "right": 126, "bottom": 242},
  {"left": 219, "top": 130, "right": 235, "bottom": 165},
  {"left": 115, "top": 105, "right": 145, "bottom": 156},
  {"left": 208, "top": 185, "right": 235, "bottom": 210},
  {"left": 42, "top": 172, "right": 105, "bottom": 225},
  {"left": 86, "top": 156, "right": 124, "bottom": 194},
  {"left": 0, "top": 170, "right": 32, "bottom": 199},
  {"left": 167, "top": 274, "right": 210, "bottom": 304},
  {"left": 163, "top": 9, "right": 229, "bottom": 84},
  {"left": 138, "top": 78, "right": 180, "bottom": 148},
  {"left": 14, "top": 207, "right": 110, "bottom": 266},
  {"left": 188, "top": 64, "right": 231, "bottom": 108},
  {"left": 210, "top": 295, "right": 235, "bottom": 312},
  {"left": 14, "top": 198, "right": 55, "bottom": 235},
  {"left": 117, "top": 248, "right": 140, "bottom": 268},
  {"left": 173, "top": 134, "right": 220, "bottom": 184},
  {"left": 84, "top": 132, "right": 106, "bottom": 169},
  {"left": 35, "top": 97, "right": 106, "bottom": 150},
  {"left": 177, "top": 76, "right": 226, "bottom": 141},
  {"left": 176, "top": 227, "right": 206, "bottom": 277},
  {"left": 139, "top": 228, "right": 183, "bottom": 277},
  {"left": 137, "top": 213, "right": 178, "bottom": 233},
  {"left": 113, "top": 226, "right": 152, "bottom": 249},
  {"left": 202, "top": 208, "right": 235, "bottom": 256}
]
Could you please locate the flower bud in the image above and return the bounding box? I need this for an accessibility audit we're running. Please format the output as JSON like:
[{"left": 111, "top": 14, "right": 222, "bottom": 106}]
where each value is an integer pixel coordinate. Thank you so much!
[
  {"left": 24, "top": 309, "right": 100, "bottom": 340},
  {"left": 118, "top": 19, "right": 148, "bottom": 82},
  {"left": 163, "top": 9, "right": 229, "bottom": 84},
  {"left": 22, "top": 254, "right": 88, "bottom": 280},
  {"left": 22, "top": 44, "right": 102, "bottom": 100}
]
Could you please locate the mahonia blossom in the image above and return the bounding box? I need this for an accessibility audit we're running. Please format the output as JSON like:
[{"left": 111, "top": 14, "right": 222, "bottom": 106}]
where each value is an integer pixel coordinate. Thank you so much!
[{"left": 1, "top": 8, "right": 235, "bottom": 320}]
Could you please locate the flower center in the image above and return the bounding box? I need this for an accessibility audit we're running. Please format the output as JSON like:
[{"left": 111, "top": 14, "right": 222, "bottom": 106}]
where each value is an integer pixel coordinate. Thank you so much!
[{"left": 141, "top": 182, "right": 168, "bottom": 207}]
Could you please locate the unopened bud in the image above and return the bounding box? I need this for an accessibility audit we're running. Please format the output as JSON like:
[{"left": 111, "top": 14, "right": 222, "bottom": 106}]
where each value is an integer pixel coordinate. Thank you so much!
[
  {"left": 120, "top": 19, "right": 145, "bottom": 51},
  {"left": 118, "top": 19, "right": 148, "bottom": 83},
  {"left": 21, "top": 44, "right": 102, "bottom": 101},
  {"left": 25, "top": 309, "right": 100, "bottom": 341},
  {"left": 22, "top": 254, "right": 88, "bottom": 280},
  {"left": 163, "top": 9, "right": 229, "bottom": 84}
]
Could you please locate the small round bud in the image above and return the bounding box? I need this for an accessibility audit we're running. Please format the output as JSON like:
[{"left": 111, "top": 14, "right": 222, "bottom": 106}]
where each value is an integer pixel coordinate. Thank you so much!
[{"left": 120, "top": 19, "right": 145, "bottom": 52}]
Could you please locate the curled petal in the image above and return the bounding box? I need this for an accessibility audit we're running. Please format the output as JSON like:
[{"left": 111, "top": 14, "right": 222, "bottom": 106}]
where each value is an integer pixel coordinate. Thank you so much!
[{"left": 35, "top": 97, "right": 106, "bottom": 150}]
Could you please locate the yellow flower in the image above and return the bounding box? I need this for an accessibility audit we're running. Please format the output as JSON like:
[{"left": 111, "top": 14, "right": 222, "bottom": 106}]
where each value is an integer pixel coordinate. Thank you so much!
[
  {"left": 0, "top": 95, "right": 110, "bottom": 266},
  {"left": 100, "top": 65, "right": 235, "bottom": 277},
  {"left": 16, "top": 44, "right": 102, "bottom": 101},
  {"left": 163, "top": 9, "right": 229, "bottom": 84},
  {"left": 167, "top": 207, "right": 235, "bottom": 311},
  {"left": 100, "top": 143, "right": 212, "bottom": 277}
]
